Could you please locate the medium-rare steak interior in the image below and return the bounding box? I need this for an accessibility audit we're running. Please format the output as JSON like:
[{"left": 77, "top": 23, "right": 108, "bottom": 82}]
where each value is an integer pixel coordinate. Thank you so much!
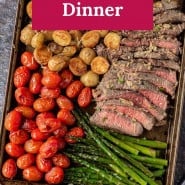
[{"left": 90, "top": 1, "right": 185, "bottom": 136}]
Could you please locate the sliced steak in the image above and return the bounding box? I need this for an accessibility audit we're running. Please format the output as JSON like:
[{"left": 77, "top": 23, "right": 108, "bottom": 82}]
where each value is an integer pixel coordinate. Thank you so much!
[
  {"left": 161, "top": 0, "right": 182, "bottom": 10},
  {"left": 90, "top": 110, "right": 143, "bottom": 136},
  {"left": 98, "top": 104, "right": 155, "bottom": 130}
]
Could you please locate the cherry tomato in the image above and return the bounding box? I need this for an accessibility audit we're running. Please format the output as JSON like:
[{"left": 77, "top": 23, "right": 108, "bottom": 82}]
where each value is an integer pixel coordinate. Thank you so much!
[
  {"left": 29, "top": 73, "right": 42, "bottom": 94},
  {"left": 22, "top": 119, "right": 37, "bottom": 132},
  {"left": 24, "top": 139, "right": 43, "bottom": 154},
  {"left": 4, "top": 110, "right": 22, "bottom": 132},
  {"left": 65, "top": 127, "right": 85, "bottom": 144},
  {"left": 21, "top": 51, "right": 39, "bottom": 70},
  {"left": 15, "top": 87, "right": 34, "bottom": 107},
  {"left": 77, "top": 87, "right": 92, "bottom": 108},
  {"left": 42, "top": 67, "right": 56, "bottom": 76},
  {"left": 23, "top": 166, "right": 43, "bottom": 182},
  {"left": 41, "top": 73, "right": 61, "bottom": 88},
  {"left": 57, "top": 109, "right": 75, "bottom": 126},
  {"left": 56, "top": 95, "right": 74, "bottom": 110},
  {"left": 39, "top": 137, "right": 59, "bottom": 158},
  {"left": 60, "top": 69, "right": 73, "bottom": 89},
  {"left": 15, "top": 106, "right": 36, "bottom": 119},
  {"left": 9, "top": 129, "right": 29, "bottom": 145},
  {"left": 2, "top": 159, "right": 17, "bottom": 179},
  {"left": 5, "top": 143, "right": 25, "bottom": 158},
  {"left": 33, "top": 97, "right": 55, "bottom": 112},
  {"left": 66, "top": 80, "right": 84, "bottom": 98},
  {"left": 40, "top": 86, "right": 60, "bottom": 99},
  {"left": 36, "top": 112, "right": 55, "bottom": 125},
  {"left": 31, "top": 128, "right": 50, "bottom": 141},
  {"left": 53, "top": 126, "right": 68, "bottom": 138},
  {"left": 45, "top": 167, "right": 64, "bottom": 184},
  {"left": 14, "top": 66, "right": 31, "bottom": 88},
  {"left": 57, "top": 137, "right": 66, "bottom": 150},
  {"left": 52, "top": 153, "right": 70, "bottom": 168},
  {"left": 17, "top": 153, "right": 35, "bottom": 169},
  {"left": 36, "top": 154, "right": 52, "bottom": 173}
]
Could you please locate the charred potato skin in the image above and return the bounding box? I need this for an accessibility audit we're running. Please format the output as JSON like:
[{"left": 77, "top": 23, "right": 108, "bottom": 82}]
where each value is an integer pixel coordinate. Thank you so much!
[{"left": 48, "top": 42, "right": 64, "bottom": 55}]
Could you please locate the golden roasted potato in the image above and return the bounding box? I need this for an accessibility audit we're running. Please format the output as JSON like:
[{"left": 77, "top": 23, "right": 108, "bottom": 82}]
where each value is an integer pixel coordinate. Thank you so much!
[
  {"left": 104, "top": 32, "right": 121, "bottom": 49},
  {"left": 42, "top": 31, "right": 54, "bottom": 41},
  {"left": 69, "top": 30, "right": 82, "bottom": 42},
  {"left": 95, "top": 30, "right": 109, "bottom": 38},
  {"left": 48, "top": 55, "right": 69, "bottom": 72},
  {"left": 69, "top": 57, "right": 87, "bottom": 76},
  {"left": 91, "top": 56, "right": 110, "bottom": 75},
  {"left": 26, "top": 1, "right": 32, "bottom": 19},
  {"left": 31, "top": 32, "right": 45, "bottom": 48},
  {"left": 62, "top": 45, "right": 77, "bottom": 57},
  {"left": 80, "top": 71, "right": 99, "bottom": 87},
  {"left": 33, "top": 46, "right": 52, "bottom": 65},
  {"left": 79, "top": 48, "right": 96, "bottom": 65},
  {"left": 20, "top": 24, "right": 36, "bottom": 46},
  {"left": 52, "top": 30, "right": 71, "bottom": 46},
  {"left": 48, "top": 42, "right": 63, "bottom": 55},
  {"left": 81, "top": 31, "right": 100, "bottom": 48}
]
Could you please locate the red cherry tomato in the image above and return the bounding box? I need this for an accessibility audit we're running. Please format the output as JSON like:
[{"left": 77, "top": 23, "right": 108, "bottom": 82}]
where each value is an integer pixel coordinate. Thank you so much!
[
  {"left": 40, "top": 86, "right": 60, "bottom": 99},
  {"left": 36, "top": 154, "right": 52, "bottom": 173},
  {"left": 41, "top": 73, "right": 61, "bottom": 88},
  {"left": 24, "top": 139, "right": 43, "bottom": 154},
  {"left": 33, "top": 97, "right": 55, "bottom": 112},
  {"left": 23, "top": 166, "right": 43, "bottom": 182},
  {"left": 9, "top": 129, "right": 29, "bottom": 145},
  {"left": 65, "top": 127, "right": 85, "bottom": 144},
  {"left": 29, "top": 73, "right": 42, "bottom": 94},
  {"left": 5, "top": 143, "right": 25, "bottom": 158},
  {"left": 52, "top": 153, "right": 70, "bottom": 168},
  {"left": 53, "top": 126, "right": 68, "bottom": 138},
  {"left": 60, "top": 69, "right": 73, "bottom": 89},
  {"left": 66, "top": 80, "right": 84, "bottom": 98},
  {"left": 4, "top": 110, "right": 22, "bottom": 132},
  {"left": 39, "top": 137, "right": 59, "bottom": 158},
  {"left": 15, "top": 87, "right": 34, "bottom": 106},
  {"left": 21, "top": 51, "right": 39, "bottom": 70},
  {"left": 56, "top": 95, "right": 74, "bottom": 110},
  {"left": 57, "top": 137, "right": 66, "bottom": 150},
  {"left": 42, "top": 67, "right": 56, "bottom": 76},
  {"left": 31, "top": 128, "right": 50, "bottom": 141},
  {"left": 77, "top": 87, "right": 92, "bottom": 108},
  {"left": 36, "top": 112, "right": 55, "bottom": 125},
  {"left": 45, "top": 167, "right": 64, "bottom": 184},
  {"left": 17, "top": 153, "right": 35, "bottom": 169},
  {"left": 14, "top": 66, "right": 31, "bottom": 88},
  {"left": 15, "top": 106, "right": 36, "bottom": 119},
  {"left": 57, "top": 109, "right": 75, "bottom": 126},
  {"left": 22, "top": 119, "right": 37, "bottom": 132},
  {"left": 2, "top": 159, "right": 17, "bottom": 179}
]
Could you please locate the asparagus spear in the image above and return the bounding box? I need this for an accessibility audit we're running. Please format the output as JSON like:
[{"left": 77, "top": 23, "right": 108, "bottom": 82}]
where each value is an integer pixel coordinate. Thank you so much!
[{"left": 152, "top": 169, "right": 165, "bottom": 177}]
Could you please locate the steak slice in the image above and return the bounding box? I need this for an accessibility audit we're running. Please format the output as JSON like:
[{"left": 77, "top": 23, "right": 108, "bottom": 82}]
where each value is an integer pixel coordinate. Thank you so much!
[
  {"left": 90, "top": 110, "right": 143, "bottom": 136},
  {"left": 98, "top": 104, "right": 155, "bottom": 130}
]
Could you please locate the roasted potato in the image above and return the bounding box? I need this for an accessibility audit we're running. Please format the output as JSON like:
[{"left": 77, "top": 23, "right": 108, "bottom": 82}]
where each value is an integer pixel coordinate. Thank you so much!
[
  {"left": 26, "top": 1, "right": 32, "bottom": 19},
  {"left": 81, "top": 31, "right": 100, "bottom": 48},
  {"left": 62, "top": 45, "right": 77, "bottom": 57},
  {"left": 52, "top": 30, "right": 71, "bottom": 46},
  {"left": 80, "top": 71, "right": 99, "bottom": 87},
  {"left": 42, "top": 31, "right": 54, "bottom": 41},
  {"left": 20, "top": 24, "right": 36, "bottom": 46},
  {"left": 48, "top": 42, "right": 63, "bottom": 55},
  {"left": 95, "top": 30, "right": 109, "bottom": 38},
  {"left": 91, "top": 56, "right": 110, "bottom": 75},
  {"left": 33, "top": 46, "right": 52, "bottom": 65},
  {"left": 48, "top": 55, "right": 69, "bottom": 72},
  {"left": 69, "top": 30, "right": 82, "bottom": 42},
  {"left": 104, "top": 32, "right": 121, "bottom": 49},
  {"left": 69, "top": 57, "right": 87, "bottom": 76},
  {"left": 31, "top": 32, "right": 45, "bottom": 48},
  {"left": 79, "top": 48, "right": 96, "bottom": 65}
]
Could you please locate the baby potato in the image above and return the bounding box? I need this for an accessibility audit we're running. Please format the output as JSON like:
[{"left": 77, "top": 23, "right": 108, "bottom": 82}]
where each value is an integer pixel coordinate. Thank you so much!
[
  {"left": 91, "top": 56, "right": 110, "bottom": 75},
  {"left": 79, "top": 48, "right": 96, "bottom": 65},
  {"left": 81, "top": 31, "right": 100, "bottom": 48},
  {"left": 33, "top": 46, "right": 52, "bottom": 65},
  {"left": 48, "top": 42, "right": 63, "bottom": 55},
  {"left": 31, "top": 32, "right": 45, "bottom": 48},
  {"left": 104, "top": 32, "right": 121, "bottom": 49},
  {"left": 95, "top": 30, "right": 109, "bottom": 38},
  {"left": 69, "top": 30, "right": 82, "bottom": 42},
  {"left": 52, "top": 30, "right": 71, "bottom": 46},
  {"left": 48, "top": 55, "right": 69, "bottom": 72},
  {"left": 41, "top": 31, "right": 54, "bottom": 41},
  {"left": 62, "top": 45, "right": 77, "bottom": 57},
  {"left": 80, "top": 71, "right": 99, "bottom": 87},
  {"left": 26, "top": 1, "right": 32, "bottom": 19},
  {"left": 20, "top": 24, "right": 36, "bottom": 46},
  {"left": 69, "top": 57, "right": 87, "bottom": 76}
]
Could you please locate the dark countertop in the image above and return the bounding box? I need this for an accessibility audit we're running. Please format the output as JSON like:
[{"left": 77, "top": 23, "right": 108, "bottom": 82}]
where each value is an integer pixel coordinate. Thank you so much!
[{"left": 0, "top": 1, "right": 185, "bottom": 184}]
